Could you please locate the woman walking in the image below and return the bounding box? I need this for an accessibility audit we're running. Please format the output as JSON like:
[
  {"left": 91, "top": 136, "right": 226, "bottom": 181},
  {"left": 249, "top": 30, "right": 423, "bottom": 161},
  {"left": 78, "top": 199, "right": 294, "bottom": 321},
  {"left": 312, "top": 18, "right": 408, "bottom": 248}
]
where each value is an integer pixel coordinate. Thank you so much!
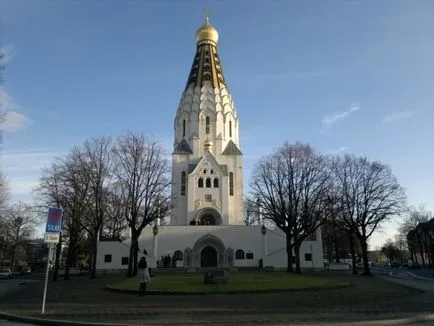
[{"left": 137, "top": 256, "right": 151, "bottom": 296}]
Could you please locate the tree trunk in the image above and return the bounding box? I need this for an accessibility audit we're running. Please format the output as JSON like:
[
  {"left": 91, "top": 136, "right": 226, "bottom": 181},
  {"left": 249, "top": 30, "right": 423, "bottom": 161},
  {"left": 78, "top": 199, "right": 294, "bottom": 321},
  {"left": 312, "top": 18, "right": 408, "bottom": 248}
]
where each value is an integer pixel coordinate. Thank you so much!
[
  {"left": 424, "top": 242, "right": 432, "bottom": 267},
  {"left": 348, "top": 231, "right": 357, "bottom": 275},
  {"left": 127, "top": 234, "right": 137, "bottom": 277},
  {"left": 286, "top": 234, "right": 293, "bottom": 273},
  {"left": 360, "top": 238, "right": 371, "bottom": 275},
  {"left": 294, "top": 243, "right": 301, "bottom": 274},
  {"left": 10, "top": 246, "right": 17, "bottom": 272},
  {"left": 89, "top": 236, "right": 98, "bottom": 279},
  {"left": 334, "top": 240, "right": 340, "bottom": 263},
  {"left": 417, "top": 236, "right": 425, "bottom": 266},
  {"left": 64, "top": 246, "right": 71, "bottom": 280},
  {"left": 52, "top": 234, "right": 62, "bottom": 282},
  {"left": 133, "top": 241, "right": 139, "bottom": 276}
]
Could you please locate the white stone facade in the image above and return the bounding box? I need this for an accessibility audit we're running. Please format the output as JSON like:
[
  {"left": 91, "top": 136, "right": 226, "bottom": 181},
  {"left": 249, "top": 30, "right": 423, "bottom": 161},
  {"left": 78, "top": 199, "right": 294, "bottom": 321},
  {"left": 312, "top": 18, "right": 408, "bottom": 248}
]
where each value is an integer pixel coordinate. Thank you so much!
[
  {"left": 97, "top": 226, "right": 324, "bottom": 271},
  {"left": 171, "top": 84, "right": 243, "bottom": 226},
  {"left": 95, "top": 18, "right": 325, "bottom": 273}
]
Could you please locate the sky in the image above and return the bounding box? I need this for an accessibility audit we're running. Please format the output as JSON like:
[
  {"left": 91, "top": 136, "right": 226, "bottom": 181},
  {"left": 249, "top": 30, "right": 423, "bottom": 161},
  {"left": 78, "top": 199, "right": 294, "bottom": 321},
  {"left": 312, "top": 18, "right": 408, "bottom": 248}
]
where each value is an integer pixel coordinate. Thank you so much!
[{"left": 1, "top": 0, "right": 433, "bottom": 249}]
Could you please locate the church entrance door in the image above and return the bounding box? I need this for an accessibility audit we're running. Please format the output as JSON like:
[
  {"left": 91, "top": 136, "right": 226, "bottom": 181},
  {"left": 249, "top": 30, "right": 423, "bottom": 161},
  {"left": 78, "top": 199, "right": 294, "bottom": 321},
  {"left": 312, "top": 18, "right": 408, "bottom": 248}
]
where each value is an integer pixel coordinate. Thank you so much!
[
  {"left": 200, "top": 246, "right": 217, "bottom": 267},
  {"left": 196, "top": 207, "right": 222, "bottom": 225}
]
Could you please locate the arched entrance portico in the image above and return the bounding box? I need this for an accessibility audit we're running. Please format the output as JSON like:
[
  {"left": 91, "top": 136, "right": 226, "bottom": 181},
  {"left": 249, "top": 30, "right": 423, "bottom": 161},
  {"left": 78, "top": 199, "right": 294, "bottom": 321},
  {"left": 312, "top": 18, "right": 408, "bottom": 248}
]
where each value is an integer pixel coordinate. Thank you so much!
[
  {"left": 196, "top": 207, "right": 222, "bottom": 225},
  {"left": 188, "top": 234, "right": 226, "bottom": 268},
  {"left": 201, "top": 246, "right": 217, "bottom": 267}
]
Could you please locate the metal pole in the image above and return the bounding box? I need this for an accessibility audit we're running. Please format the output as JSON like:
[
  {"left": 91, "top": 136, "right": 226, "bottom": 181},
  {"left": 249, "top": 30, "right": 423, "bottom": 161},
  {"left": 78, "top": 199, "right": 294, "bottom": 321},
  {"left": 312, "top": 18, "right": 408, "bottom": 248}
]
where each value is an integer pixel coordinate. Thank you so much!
[
  {"left": 153, "top": 234, "right": 158, "bottom": 266},
  {"left": 42, "top": 243, "right": 52, "bottom": 314}
]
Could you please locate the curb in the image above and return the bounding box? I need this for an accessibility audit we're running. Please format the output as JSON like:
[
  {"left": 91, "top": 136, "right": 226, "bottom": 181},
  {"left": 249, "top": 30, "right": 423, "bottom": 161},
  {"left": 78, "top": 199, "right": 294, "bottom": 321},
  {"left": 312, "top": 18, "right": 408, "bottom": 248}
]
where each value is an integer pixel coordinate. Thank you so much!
[
  {"left": 105, "top": 283, "right": 351, "bottom": 295},
  {"left": 289, "top": 313, "right": 434, "bottom": 326},
  {"left": 387, "top": 271, "right": 434, "bottom": 282},
  {"left": 0, "top": 311, "right": 128, "bottom": 326},
  {"left": 3, "top": 310, "right": 434, "bottom": 326},
  {"left": 406, "top": 272, "right": 434, "bottom": 281}
]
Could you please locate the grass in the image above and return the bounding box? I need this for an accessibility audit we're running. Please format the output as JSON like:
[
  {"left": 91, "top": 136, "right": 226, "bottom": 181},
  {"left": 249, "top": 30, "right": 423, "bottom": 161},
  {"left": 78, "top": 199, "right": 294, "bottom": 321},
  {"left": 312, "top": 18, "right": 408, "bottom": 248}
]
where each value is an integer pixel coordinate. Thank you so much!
[{"left": 107, "top": 271, "right": 350, "bottom": 293}]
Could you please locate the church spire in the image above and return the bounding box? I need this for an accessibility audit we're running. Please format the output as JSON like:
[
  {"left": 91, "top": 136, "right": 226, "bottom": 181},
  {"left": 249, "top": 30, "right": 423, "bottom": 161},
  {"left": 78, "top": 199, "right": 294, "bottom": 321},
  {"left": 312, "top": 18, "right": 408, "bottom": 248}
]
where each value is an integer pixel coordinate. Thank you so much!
[{"left": 185, "top": 17, "right": 227, "bottom": 90}]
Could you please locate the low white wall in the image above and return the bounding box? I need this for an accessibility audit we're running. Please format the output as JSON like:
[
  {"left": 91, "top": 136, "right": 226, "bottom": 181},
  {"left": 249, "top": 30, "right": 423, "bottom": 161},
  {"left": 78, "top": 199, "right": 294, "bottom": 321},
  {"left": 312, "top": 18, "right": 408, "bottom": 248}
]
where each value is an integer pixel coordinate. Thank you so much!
[{"left": 96, "top": 225, "right": 324, "bottom": 271}]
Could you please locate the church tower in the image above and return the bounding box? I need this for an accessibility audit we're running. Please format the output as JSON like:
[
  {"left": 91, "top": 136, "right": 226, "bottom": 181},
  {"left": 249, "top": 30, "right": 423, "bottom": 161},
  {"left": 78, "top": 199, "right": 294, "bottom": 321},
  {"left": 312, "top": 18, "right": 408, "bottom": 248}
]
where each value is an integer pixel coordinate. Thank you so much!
[{"left": 171, "top": 17, "right": 243, "bottom": 226}]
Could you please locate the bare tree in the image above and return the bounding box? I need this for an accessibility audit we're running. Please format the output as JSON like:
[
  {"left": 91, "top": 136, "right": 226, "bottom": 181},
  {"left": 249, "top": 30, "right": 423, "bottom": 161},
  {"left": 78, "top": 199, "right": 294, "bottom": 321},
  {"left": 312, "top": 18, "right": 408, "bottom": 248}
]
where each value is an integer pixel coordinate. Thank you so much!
[
  {"left": 250, "top": 142, "right": 331, "bottom": 273},
  {"left": 0, "top": 169, "right": 9, "bottom": 213},
  {"left": 243, "top": 196, "right": 257, "bottom": 226},
  {"left": 35, "top": 159, "right": 68, "bottom": 281},
  {"left": 101, "top": 183, "right": 128, "bottom": 241},
  {"left": 381, "top": 238, "right": 406, "bottom": 263},
  {"left": 2, "top": 203, "right": 37, "bottom": 271},
  {"left": 112, "top": 132, "right": 170, "bottom": 277},
  {"left": 59, "top": 150, "right": 90, "bottom": 279},
  {"left": 0, "top": 50, "right": 7, "bottom": 145},
  {"left": 36, "top": 149, "right": 92, "bottom": 280},
  {"left": 333, "top": 155, "right": 406, "bottom": 275},
  {"left": 78, "top": 137, "right": 113, "bottom": 279},
  {"left": 401, "top": 206, "right": 431, "bottom": 265},
  {"left": 322, "top": 191, "right": 360, "bottom": 275}
]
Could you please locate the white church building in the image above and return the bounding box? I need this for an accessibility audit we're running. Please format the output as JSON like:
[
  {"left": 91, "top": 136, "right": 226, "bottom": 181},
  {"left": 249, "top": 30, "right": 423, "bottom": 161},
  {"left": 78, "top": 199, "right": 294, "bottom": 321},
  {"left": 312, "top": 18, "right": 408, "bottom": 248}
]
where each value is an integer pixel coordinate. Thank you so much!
[{"left": 96, "top": 18, "right": 324, "bottom": 272}]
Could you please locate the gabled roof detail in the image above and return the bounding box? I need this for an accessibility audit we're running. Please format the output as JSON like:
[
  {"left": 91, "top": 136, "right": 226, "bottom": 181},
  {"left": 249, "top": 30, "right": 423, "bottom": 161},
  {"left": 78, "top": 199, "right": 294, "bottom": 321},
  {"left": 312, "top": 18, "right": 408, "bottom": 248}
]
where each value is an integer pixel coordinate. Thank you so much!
[
  {"left": 189, "top": 150, "right": 228, "bottom": 176},
  {"left": 173, "top": 139, "right": 193, "bottom": 155},
  {"left": 222, "top": 140, "right": 242, "bottom": 155}
]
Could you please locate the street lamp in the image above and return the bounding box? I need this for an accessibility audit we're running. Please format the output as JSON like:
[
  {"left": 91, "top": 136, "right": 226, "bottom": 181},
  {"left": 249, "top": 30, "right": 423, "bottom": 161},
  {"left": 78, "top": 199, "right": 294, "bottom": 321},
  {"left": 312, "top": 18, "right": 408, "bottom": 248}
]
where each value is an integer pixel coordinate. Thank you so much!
[
  {"left": 257, "top": 197, "right": 263, "bottom": 225},
  {"left": 152, "top": 223, "right": 159, "bottom": 236},
  {"left": 261, "top": 224, "right": 267, "bottom": 268},
  {"left": 152, "top": 223, "right": 159, "bottom": 267}
]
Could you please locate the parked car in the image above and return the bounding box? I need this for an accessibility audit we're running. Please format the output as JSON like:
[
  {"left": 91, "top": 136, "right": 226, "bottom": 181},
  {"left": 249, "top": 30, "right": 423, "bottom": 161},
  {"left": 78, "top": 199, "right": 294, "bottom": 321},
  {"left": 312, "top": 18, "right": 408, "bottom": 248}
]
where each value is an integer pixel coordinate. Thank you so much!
[
  {"left": 0, "top": 269, "right": 12, "bottom": 279},
  {"left": 21, "top": 267, "right": 31, "bottom": 275}
]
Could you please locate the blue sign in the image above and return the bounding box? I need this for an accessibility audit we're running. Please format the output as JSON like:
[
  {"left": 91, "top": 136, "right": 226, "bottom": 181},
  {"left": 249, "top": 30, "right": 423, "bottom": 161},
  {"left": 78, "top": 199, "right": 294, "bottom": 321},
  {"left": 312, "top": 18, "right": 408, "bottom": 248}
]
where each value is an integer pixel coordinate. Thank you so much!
[{"left": 45, "top": 207, "right": 63, "bottom": 233}]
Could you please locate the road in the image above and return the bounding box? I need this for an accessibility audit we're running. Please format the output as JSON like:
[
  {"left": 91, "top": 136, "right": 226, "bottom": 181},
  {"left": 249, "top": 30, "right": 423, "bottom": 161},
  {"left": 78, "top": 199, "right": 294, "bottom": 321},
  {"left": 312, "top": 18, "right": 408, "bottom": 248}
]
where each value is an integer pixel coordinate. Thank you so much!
[
  {"left": 0, "top": 321, "right": 35, "bottom": 326},
  {"left": 372, "top": 265, "right": 434, "bottom": 280},
  {"left": 0, "top": 275, "right": 42, "bottom": 299},
  {"left": 0, "top": 275, "right": 41, "bottom": 326}
]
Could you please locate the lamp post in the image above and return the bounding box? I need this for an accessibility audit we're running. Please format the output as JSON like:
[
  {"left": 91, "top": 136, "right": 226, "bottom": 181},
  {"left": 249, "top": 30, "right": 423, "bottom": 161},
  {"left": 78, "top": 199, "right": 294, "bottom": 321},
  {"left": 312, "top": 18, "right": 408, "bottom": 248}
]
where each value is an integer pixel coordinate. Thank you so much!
[
  {"left": 152, "top": 223, "right": 159, "bottom": 267},
  {"left": 256, "top": 197, "right": 262, "bottom": 225},
  {"left": 261, "top": 224, "right": 267, "bottom": 267}
]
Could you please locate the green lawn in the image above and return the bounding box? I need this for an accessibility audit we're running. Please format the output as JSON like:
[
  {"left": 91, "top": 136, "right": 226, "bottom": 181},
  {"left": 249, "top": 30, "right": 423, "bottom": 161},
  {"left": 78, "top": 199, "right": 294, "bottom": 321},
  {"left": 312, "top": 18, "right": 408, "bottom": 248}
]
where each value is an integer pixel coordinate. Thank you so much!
[{"left": 107, "top": 272, "right": 350, "bottom": 293}]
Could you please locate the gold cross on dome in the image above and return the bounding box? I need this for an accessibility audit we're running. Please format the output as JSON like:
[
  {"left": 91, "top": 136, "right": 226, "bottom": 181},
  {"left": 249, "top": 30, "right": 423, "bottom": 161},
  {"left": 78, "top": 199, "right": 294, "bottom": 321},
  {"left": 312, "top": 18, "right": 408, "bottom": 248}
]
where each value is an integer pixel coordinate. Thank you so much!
[{"left": 202, "top": 6, "right": 211, "bottom": 23}]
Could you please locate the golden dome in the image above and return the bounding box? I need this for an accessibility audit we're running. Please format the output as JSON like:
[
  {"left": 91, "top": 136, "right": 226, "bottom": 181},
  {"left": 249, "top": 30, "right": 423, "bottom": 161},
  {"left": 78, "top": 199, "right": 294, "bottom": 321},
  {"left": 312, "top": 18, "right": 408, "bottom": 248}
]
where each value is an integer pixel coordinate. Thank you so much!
[{"left": 195, "top": 17, "right": 219, "bottom": 44}]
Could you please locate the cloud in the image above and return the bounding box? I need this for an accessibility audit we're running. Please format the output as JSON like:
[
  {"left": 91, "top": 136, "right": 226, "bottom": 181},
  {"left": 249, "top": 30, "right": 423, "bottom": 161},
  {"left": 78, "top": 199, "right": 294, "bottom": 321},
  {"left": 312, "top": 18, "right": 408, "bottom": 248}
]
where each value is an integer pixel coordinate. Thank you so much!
[
  {"left": 0, "top": 44, "right": 17, "bottom": 65},
  {"left": 381, "top": 111, "right": 415, "bottom": 123},
  {"left": 322, "top": 105, "right": 360, "bottom": 129},
  {"left": 319, "top": 146, "right": 348, "bottom": 156},
  {"left": 0, "top": 87, "right": 32, "bottom": 132},
  {"left": 1, "top": 111, "right": 31, "bottom": 132},
  {"left": 2, "top": 149, "right": 63, "bottom": 202}
]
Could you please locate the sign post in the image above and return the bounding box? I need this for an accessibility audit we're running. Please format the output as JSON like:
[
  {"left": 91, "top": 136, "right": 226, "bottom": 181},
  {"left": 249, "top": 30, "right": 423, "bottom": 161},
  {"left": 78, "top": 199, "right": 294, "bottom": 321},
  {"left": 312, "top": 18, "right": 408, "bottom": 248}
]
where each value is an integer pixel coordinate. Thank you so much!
[{"left": 42, "top": 207, "right": 63, "bottom": 314}]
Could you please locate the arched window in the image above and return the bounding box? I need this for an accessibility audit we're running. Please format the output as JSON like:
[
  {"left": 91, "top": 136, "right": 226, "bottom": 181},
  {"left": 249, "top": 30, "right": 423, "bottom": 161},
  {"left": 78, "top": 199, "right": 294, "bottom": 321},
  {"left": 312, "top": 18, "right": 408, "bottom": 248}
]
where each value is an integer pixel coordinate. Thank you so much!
[
  {"left": 182, "top": 119, "right": 186, "bottom": 137},
  {"left": 213, "top": 178, "right": 219, "bottom": 188},
  {"left": 235, "top": 249, "right": 245, "bottom": 260},
  {"left": 206, "top": 116, "right": 210, "bottom": 134},
  {"left": 229, "top": 120, "right": 232, "bottom": 138},
  {"left": 206, "top": 178, "right": 211, "bottom": 188},
  {"left": 229, "top": 172, "right": 234, "bottom": 196},
  {"left": 198, "top": 178, "right": 204, "bottom": 188},
  {"left": 181, "top": 172, "right": 186, "bottom": 196}
]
